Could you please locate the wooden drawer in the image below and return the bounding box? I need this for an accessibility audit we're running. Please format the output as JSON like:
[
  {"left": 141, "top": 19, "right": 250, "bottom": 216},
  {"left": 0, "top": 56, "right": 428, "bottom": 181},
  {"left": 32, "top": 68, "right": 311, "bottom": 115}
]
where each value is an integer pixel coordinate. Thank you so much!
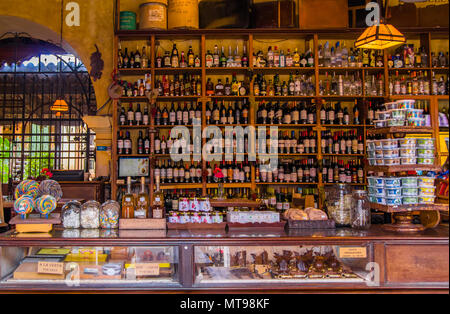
[{"left": 385, "top": 245, "right": 449, "bottom": 284}]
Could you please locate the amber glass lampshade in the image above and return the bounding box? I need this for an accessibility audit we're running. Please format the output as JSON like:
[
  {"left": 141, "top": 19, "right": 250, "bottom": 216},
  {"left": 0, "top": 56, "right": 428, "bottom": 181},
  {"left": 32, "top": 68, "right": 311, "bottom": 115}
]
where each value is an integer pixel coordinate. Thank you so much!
[
  {"left": 355, "top": 23, "right": 406, "bottom": 50},
  {"left": 51, "top": 99, "right": 69, "bottom": 112}
]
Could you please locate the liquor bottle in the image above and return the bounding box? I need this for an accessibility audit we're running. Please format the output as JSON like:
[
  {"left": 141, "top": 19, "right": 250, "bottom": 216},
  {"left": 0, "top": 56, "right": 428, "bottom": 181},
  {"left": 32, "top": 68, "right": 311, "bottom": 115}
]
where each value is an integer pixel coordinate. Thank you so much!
[
  {"left": 152, "top": 176, "right": 164, "bottom": 219},
  {"left": 122, "top": 177, "right": 135, "bottom": 219},
  {"left": 171, "top": 44, "right": 179, "bottom": 68},
  {"left": 135, "top": 177, "right": 149, "bottom": 219},
  {"left": 117, "top": 131, "right": 124, "bottom": 155},
  {"left": 127, "top": 104, "right": 134, "bottom": 126},
  {"left": 137, "top": 131, "right": 144, "bottom": 155},
  {"left": 119, "top": 106, "right": 126, "bottom": 126},
  {"left": 242, "top": 44, "right": 249, "bottom": 67},
  {"left": 141, "top": 46, "right": 149, "bottom": 69},
  {"left": 124, "top": 131, "right": 132, "bottom": 155},
  {"left": 187, "top": 46, "right": 195, "bottom": 67}
]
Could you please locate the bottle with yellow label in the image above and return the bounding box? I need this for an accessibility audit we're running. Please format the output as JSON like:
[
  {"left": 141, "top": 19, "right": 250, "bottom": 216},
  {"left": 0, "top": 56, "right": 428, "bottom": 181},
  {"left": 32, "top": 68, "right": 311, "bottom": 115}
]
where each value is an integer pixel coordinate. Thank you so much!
[
  {"left": 122, "top": 177, "right": 135, "bottom": 219},
  {"left": 135, "top": 177, "right": 149, "bottom": 219}
]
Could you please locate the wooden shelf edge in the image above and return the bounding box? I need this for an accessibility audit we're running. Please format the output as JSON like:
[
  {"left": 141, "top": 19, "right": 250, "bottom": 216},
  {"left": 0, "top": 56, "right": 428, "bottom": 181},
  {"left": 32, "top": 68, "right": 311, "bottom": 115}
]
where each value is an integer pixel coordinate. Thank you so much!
[{"left": 367, "top": 165, "right": 441, "bottom": 173}]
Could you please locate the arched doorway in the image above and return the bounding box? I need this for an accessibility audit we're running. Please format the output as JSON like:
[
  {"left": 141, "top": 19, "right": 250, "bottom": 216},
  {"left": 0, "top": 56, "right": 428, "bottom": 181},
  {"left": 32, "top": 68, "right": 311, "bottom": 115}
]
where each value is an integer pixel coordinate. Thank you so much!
[{"left": 0, "top": 33, "right": 97, "bottom": 183}]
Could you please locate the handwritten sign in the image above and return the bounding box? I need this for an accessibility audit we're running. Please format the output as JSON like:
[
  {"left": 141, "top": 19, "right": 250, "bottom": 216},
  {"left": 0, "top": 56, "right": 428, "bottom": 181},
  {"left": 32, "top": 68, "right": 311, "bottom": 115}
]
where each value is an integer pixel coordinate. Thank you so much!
[
  {"left": 38, "top": 262, "right": 64, "bottom": 275},
  {"left": 339, "top": 247, "right": 367, "bottom": 259},
  {"left": 135, "top": 263, "right": 160, "bottom": 276}
]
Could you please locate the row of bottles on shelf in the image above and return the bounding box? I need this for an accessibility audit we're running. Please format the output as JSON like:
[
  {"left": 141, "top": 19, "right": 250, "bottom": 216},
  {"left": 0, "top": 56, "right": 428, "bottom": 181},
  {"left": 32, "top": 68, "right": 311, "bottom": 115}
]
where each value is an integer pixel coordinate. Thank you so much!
[
  {"left": 319, "top": 101, "right": 361, "bottom": 125},
  {"left": 119, "top": 103, "right": 149, "bottom": 126},
  {"left": 322, "top": 158, "right": 365, "bottom": 184},
  {"left": 119, "top": 74, "right": 152, "bottom": 97},
  {"left": 256, "top": 101, "right": 315, "bottom": 125},
  {"left": 118, "top": 43, "right": 449, "bottom": 70},
  {"left": 318, "top": 42, "right": 383, "bottom": 68},
  {"left": 156, "top": 74, "right": 202, "bottom": 97},
  {"left": 259, "top": 187, "right": 318, "bottom": 212},
  {"left": 253, "top": 46, "right": 314, "bottom": 68},
  {"left": 150, "top": 158, "right": 364, "bottom": 185},
  {"left": 257, "top": 159, "right": 319, "bottom": 183},
  {"left": 118, "top": 72, "right": 447, "bottom": 100},
  {"left": 321, "top": 131, "right": 364, "bottom": 155},
  {"left": 117, "top": 131, "right": 150, "bottom": 155},
  {"left": 388, "top": 71, "right": 449, "bottom": 96},
  {"left": 206, "top": 75, "right": 249, "bottom": 96},
  {"left": 388, "top": 44, "right": 449, "bottom": 68},
  {"left": 155, "top": 101, "right": 202, "bottom": 126},
  {"left": 206, "top": 100, "right": 250, "bottom": 125},
  {"left": 206, "top": 45, "right": 249, "bottom": 68},
  {"left": 253, "top": 73, "right": 315, "bottom": 97}
]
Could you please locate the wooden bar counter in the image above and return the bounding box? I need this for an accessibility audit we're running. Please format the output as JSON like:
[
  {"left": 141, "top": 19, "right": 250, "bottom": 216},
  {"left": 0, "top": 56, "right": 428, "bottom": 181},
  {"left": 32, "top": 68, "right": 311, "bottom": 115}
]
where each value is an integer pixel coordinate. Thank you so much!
[{"left": 0, "top": 225, "right": 447, "bottom": 293}]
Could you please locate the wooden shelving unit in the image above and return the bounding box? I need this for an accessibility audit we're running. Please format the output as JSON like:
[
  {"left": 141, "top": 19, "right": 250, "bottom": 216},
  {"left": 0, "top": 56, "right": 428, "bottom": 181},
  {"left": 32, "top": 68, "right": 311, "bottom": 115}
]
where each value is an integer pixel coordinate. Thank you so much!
[{"left": 111, "top": 1, "right": 448, "bottom": 209}]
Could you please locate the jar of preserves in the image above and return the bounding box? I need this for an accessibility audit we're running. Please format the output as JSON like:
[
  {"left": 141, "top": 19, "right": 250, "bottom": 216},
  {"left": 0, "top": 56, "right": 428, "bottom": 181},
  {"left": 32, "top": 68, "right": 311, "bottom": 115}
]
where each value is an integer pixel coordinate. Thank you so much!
[
  {"left": 351, "top": 190, "right": 371, "bottom": 230},
  {"left": 62, "top": 201, "right": 81, "bottom": 229},
  {"left": 325, "top": 184, "right": 354, "bottom": 227},
  {"left": 80, "top": 200, "right": 101, "bottom": 229},
  {"left": 100, "top": 200, "right": 120, "bottom": 229}
]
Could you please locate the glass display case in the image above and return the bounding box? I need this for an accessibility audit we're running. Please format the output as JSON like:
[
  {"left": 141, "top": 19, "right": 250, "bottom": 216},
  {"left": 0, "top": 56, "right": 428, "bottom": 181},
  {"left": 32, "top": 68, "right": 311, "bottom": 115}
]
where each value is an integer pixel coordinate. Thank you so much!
[
  {"left": 194, "top": 244, "right": 371, "bottom": 286},
  {"left": 0, "top": 227, "right": 447, "bottom": 292},
  {"left": 0, "top": 245, "right": 180, "bottom": 289}
]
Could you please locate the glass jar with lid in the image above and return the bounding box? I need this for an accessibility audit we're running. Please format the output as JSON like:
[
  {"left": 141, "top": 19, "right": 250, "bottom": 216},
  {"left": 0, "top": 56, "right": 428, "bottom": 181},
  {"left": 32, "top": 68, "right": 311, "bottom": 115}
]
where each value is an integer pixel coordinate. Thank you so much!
[
  {"left": 80, "top": 200, "right": 101, "bottom": 229},
  {"left": 351, "top": 190, "right": 371, "bottom": 230},
  {"left": 100, "top": 200, "right": 120, "bottom": 229},
  {"left": 325, "top": 184, "right": 354, "bottom": 227},
  {"left": 62, "top": 201, "right": 81, "bottom": 229}
]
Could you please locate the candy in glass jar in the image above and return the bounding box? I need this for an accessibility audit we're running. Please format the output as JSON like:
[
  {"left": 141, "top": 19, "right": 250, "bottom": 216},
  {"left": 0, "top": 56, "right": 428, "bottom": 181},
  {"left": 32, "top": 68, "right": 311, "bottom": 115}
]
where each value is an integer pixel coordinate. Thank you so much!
[
  {"left": 351, "top": 190, "right": 371, "bottom": 230},
  {"left": 62, "top": 201, "right": 81, "bottom": 229},
  {"left": 100, "top": 200, "right": 120, "bottom": 229},
  {"left": 80, "top": 200, "right": 100, "bottom": 229}
]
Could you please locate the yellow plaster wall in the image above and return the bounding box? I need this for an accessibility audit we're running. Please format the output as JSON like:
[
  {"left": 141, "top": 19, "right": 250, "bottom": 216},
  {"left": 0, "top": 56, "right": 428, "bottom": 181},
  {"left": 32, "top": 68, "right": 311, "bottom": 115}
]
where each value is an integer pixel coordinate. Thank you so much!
[{"left": 0, "top": 0, "right": 114, "bottom": 113}]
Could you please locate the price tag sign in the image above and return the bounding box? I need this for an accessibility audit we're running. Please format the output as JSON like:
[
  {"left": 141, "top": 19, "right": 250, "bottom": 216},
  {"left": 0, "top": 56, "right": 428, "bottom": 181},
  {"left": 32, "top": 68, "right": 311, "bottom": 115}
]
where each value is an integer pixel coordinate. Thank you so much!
[
  {"left": 135, "top": 263, "right": 160, "bottom": 276},
  {"left": 38, "top": 262, "right": 64, "bottom": 275},
  {"left": 338, "top": 247, "right": 367, "bottom": 259}
]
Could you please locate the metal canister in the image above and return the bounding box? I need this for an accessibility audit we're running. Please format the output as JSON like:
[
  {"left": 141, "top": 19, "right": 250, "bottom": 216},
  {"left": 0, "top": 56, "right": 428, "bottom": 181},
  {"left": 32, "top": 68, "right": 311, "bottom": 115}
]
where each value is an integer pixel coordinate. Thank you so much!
[
  {"left": 139, "top": 1, "right": 168, "bottom": 30},
  {"left": 168, "top": 0, "right": 199, "bottom": 30},
  {"left": 120, "top": 11, "right": 137, "bottom": 30}
]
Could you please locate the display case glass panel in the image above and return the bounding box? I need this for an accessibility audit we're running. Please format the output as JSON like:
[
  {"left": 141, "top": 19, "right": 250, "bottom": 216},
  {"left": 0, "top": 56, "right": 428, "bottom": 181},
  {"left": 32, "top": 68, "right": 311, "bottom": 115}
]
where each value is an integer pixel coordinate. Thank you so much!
[
  {"left": 0, "top": 245, "right": 179, "bottom": 288},
  {"left": 194, "top": 244, "right": 372, "bottom": 285}
]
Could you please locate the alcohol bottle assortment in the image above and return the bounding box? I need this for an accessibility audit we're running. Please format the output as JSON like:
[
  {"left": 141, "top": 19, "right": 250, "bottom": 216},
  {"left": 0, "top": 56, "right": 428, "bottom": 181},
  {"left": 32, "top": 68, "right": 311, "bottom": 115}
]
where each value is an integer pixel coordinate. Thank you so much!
[
  {"left": 118, "top": 45, "right": 150, "bottom": 69},
  {"left": 322, "top": 158, "right": 365, "bottom": 184},
  {"left": 431, "top": 51, "right": 449, "bottom": 68},
  {"left": 257, "top": 159, "right": 318, "bottom": 183},
  {"left": 258, "top": 187, "right": 319, "bottom": 211},
  {"left": 257, "top": 101, "right": 316, "bottom": 125},
  {"left": 318, "top": 42, "right": 383, "bottom": 68},
  {"left": 319, "top": 101, "right": 361, "bottom": 125},
  {"left": 205, "top": 44, "right": 248, "bottom": 68},
  {"left": 431, "top": 72, "right": 449, "bottom": 95},
  {"left": 155, "top": 160, "right": 203, "bottom": 184},
  {"left": 253, "top": 46, "right": 314, "bottom": 68},
  {"left": 263, "top": 131, "right": 317, "bottom": 154},
  {"left": 155, "top": 101, "right": 202, "bottom": 126},
  {"left": 387, "top": 44, "right": 433, "bottom": 69},
  {"left": 119, "top": 74, "right": 152, "bottom": 97},
  {"left": 156, "top": 74, "right": 202, "bottom": 97},
  {"left": 253, "top": 73, "right": 315, "bottom": 96},
  {"left": 155, "top": 44, "right": 201, "bottom": 68},
  {"left": 117, "top": 130, "right": 150, "bottom": 155},
  {"left": 389, "top": 70, "right": 431, "bottom": 96},
  {"left": 119, "top": 103, "right": 149, "bottom": 126},
  {"left": 320, "top": 131, "right": 364, "bottom": 155},
  {"left": 206, "top": 100, "right": 250, "bottom": 125},
  {"left": 206, "top": 75, "right": 249, "bottom": 96},
  {"left": 318, "top": 71, "right": 363, "bottom": 96},
  {"left": 207, "top": 161, "right": 252, "bottom": 183},
  {"left": 119, "top": 176, "right": 163, "bottom": 219}
]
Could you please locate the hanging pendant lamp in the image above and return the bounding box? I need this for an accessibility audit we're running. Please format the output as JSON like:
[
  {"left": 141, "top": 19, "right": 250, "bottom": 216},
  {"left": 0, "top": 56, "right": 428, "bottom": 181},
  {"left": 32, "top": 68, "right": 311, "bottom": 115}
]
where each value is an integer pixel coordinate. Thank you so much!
[{"left": 355, "top": 0, "right": 406, "bottom": 50}]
